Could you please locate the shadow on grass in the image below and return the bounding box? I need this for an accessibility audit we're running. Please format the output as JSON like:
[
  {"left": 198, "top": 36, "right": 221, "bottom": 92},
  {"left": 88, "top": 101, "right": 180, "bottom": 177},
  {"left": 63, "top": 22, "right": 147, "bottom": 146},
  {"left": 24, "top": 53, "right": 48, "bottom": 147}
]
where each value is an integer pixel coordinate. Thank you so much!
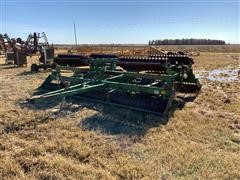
[
  {"left": 17, "top": 69, "right": 52, "bottom": 76},
  {"left": 78, "top": 94, "right": 197, "bottom": 136},
  {"left": 22, "top": 92, "right": 198, "bottom": 137},
  {"left": 0, "top": 64, "right": 19, "bottom": 69},
  {"left": 17, "top": 71, "right": 35, "bottom": 76}
]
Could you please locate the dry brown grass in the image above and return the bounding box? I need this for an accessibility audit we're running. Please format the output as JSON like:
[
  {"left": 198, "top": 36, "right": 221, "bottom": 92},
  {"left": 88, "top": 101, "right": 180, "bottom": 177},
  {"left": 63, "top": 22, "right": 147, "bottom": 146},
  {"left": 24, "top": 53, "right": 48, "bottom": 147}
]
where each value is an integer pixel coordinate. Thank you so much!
[
  {"left": 0, "top": 46, "right": 240, "bottom": 179},
  {"left": 56, "top": 44, "right": 240, "bottom": 54},
  {"left": 193, "top": 52, "right": 239, "bottom": 70}
]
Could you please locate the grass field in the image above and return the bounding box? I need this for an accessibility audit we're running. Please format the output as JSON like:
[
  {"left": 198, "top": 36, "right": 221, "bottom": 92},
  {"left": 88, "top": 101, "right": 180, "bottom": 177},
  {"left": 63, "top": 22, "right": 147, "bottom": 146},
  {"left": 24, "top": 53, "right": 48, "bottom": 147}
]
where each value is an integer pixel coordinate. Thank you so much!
[{"left": 0, "top": 46, "right": 239, "bottom": 179}]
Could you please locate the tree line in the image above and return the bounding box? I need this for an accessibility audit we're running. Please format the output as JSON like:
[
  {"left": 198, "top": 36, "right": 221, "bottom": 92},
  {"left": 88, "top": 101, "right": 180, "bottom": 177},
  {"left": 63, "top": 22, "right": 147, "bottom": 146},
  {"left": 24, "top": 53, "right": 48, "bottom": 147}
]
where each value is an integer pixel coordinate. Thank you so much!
[{"left": 149, "top": 39, "right": 226, "bottom": 45}]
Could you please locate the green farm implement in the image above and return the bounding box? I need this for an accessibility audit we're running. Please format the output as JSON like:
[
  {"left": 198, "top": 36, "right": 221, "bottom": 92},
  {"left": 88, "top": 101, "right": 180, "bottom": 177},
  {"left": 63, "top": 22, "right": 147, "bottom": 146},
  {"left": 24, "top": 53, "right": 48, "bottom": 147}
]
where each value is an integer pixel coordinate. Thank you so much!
[{"left": 29, "top": 55, "right": 201, "bottom": 116}]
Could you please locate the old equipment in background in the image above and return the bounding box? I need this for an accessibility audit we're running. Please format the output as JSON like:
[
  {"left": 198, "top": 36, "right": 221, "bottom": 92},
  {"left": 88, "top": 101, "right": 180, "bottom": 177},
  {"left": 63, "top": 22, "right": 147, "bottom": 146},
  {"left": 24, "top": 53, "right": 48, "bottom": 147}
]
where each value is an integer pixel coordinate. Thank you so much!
[
  {"left": 30, "top": 45, "right": 55, "bottom": 72},
  {"left": 0, "top": 32, "right": 54, "bottom": 68},
  {"left": 0, "top": 33, "right": 27, "bottom": 66},
  {"left": 30, "top": 32, "right": 55, "bottom": 72}
]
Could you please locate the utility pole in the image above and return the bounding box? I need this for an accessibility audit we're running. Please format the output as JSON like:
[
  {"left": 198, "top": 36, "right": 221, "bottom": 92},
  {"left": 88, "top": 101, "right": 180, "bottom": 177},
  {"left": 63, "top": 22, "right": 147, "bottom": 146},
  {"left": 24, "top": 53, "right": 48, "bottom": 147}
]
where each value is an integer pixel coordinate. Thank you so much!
[{"left": 73, "top": 22, "right": 78, "bottom": 48}]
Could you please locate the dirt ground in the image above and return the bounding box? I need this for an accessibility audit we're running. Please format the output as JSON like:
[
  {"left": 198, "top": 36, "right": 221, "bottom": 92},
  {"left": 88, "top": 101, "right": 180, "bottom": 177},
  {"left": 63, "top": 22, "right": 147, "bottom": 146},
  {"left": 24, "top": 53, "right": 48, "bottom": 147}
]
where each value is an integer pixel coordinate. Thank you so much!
[{"left": 0, "top": 48, "right": 239, "bottom": 179}]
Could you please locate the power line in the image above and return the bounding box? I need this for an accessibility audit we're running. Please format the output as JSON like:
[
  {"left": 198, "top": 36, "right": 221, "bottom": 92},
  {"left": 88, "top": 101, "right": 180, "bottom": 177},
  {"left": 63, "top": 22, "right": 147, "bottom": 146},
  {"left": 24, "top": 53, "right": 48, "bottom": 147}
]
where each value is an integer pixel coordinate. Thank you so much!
[
  {"left": 2, "top": 17, "right": 237, "bottom": 32},
  {"left": 74, "top": 17, "right": 239, "bottom": 28}
]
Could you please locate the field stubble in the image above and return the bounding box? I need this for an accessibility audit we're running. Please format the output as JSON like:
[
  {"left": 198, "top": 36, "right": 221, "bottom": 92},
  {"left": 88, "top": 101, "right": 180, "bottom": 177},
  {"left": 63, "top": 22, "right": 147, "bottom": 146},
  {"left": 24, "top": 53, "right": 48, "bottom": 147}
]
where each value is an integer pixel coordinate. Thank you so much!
[{"left": 0, "top": 48, "right": 239, "bottom": 179}]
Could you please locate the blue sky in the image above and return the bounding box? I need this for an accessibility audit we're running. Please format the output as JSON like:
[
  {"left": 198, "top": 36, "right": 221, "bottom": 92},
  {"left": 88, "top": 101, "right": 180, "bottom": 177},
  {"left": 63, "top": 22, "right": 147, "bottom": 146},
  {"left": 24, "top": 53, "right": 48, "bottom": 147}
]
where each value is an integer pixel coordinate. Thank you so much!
[{"left": 0, "top": 0, "right": 239, "bottom": 44}]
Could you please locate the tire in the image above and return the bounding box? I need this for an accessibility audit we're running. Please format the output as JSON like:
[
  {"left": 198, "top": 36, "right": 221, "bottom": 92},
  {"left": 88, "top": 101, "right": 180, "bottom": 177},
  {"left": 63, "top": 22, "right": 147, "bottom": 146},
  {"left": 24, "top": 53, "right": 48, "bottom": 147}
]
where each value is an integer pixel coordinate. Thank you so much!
[
  {"left": 177, "top": 51, "right": 185, "bottom": 55},
  {"left": 167, "top": 52, "right": 174, "bottom": 55},
  {"left": 31, "top": 64, "right": 39, "bottom": 72}
]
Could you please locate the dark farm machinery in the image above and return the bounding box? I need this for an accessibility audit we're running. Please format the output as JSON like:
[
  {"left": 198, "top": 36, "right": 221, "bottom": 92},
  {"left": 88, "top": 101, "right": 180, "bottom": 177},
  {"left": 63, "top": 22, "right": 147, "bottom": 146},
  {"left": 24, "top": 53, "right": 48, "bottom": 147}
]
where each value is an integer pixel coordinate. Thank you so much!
[
  {"left": 29, "top": 53, "right": 201, "bottom": 116},
  {"left": 0, "top": 33, "right": 28, "bottom": 66},
  {"left": 0, "top": 32, "right": 54, "bottom": 68},
  {"left": 30, "top": 32, "right": 55, "bottom": 72}
]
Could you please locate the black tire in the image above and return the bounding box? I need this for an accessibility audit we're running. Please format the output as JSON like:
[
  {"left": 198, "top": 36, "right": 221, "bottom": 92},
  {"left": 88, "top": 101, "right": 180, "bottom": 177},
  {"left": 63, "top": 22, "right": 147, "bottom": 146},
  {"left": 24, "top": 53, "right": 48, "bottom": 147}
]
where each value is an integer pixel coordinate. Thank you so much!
[
  {"left": 31, "top": 64, "right": 39, "bottom": 72},
  {"left": 167, "top": 52, "right": 174, "bottom": 55},
  {"left": 177, "top": 51, "right": 185, "bottom": 55}
]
